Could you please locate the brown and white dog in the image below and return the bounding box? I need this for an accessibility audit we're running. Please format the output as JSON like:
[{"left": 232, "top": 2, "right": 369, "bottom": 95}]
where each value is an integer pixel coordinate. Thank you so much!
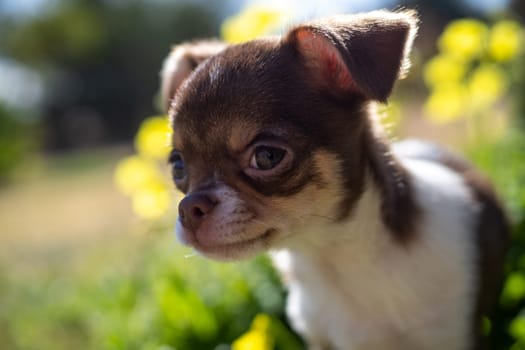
[{"left": 160, "top": 10, "right": 509, "bottom": 350}]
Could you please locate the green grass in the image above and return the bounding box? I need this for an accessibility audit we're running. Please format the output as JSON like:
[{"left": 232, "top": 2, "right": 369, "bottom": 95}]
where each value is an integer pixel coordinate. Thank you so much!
[
  {"left": 0, "top": 148, "right": 302, "bottom": 350},
  {"left": 0, "top": 229, "right": 302, "bottom": 350},
  {"left": 467, "top": 130, "right": 525, "bottom": 220},
  {"left": 466, "top": 130, "right": 525, "bottom": 349}
]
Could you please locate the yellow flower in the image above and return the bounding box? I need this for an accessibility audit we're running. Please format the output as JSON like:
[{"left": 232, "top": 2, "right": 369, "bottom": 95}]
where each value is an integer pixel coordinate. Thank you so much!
[
  {"left": 251, "top": 314, "right": 272, "bottom": 332},
  {"left": 232, "top": 314, "right": 274, "bottom": 350},
  {"left": 489, "top": 20, "right": 522, "bottom": 62},
  {"left": 132, "top": 180, "right": 171, "bottom": 219},
  {"left": 221, "top": 5, "right": 288, "bottom": 44},
  {"left": 135, "top": 116, "right": 171, "bottom": 160},
  {"left": 423, "top": 54, "right": 467, "bottom": 87},
  {"left": 114, "top": 155, "right": 163, "bottom": 196},
  {"left": 424, "top": 83, "right": 468, "bottom": 124},
  {"left": 232, "top": 329, "right": 273, "bottom": 350},
  {"left": 439, "top": 19, "right": 488, "bottom": 60},
  {"left": 468, "top": 64, "right": 507, "bottom": 109}
]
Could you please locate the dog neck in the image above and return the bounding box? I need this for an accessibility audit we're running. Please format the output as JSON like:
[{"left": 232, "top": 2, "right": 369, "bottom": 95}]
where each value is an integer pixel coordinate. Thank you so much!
[
  {"left": 270, "top": 160, "right": 477, "bottom": 349},
  {"left": 271, "top": 106, "right": 420, "bottom": 261},
  {"left": 272, "top": 176, "right": 391, "bottom": 264}
]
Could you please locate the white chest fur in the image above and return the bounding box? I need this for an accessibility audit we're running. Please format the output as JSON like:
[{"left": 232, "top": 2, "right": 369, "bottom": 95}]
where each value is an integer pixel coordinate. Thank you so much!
[{"left": 272, "top": 159, "right": 479, "bottom": 350}]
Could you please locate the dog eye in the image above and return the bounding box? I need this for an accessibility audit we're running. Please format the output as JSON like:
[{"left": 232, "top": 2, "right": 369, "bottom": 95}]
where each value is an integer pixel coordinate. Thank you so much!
[
  {"left": 169, "top": 151, "right": 186, "bottom": 180},
  {"left": 250, "top": 146, "right": 286, "bottom": 170}
]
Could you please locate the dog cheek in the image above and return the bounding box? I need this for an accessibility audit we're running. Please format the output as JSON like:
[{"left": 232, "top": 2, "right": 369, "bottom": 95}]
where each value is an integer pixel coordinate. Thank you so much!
[{"left": 258, "top": 150, "right": 346, "bottom": 230}]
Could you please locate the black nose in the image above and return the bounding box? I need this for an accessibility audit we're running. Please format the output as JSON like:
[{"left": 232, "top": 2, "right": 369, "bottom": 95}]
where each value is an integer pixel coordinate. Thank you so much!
[{"left": 178, "top": 193, "right": 216, "bottom": 232}]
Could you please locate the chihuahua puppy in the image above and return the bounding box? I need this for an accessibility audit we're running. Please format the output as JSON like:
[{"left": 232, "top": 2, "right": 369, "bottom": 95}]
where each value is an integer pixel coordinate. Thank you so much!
[{"left": 161, "top": 10, "right": 509, "bottom": 350}]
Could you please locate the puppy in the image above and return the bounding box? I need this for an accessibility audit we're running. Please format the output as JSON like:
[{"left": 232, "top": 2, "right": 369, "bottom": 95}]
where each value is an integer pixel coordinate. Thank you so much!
[{"left": 161, "top": 10, "right": 509, "bottom": 350}]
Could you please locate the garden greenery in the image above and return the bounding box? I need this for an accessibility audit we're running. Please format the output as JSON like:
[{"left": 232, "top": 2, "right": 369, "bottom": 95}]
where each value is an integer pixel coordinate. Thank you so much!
[{"left": 0, "top": 103, "right": 35, "bottom": 182}]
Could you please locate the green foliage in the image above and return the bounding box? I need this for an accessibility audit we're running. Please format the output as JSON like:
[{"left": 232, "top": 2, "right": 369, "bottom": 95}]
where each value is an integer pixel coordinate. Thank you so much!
[
  {"left": 4, "top": 1, "right": 220, "bottom": 68},
  {"left": 0, "top": 103, "right": 36, "bottom": 182},
  {"left": 467, "top": 131, "right": 525, "bottom": 219},
  {"left": 1, "top": 0, "right": 222, "bottom": 149},
  {"left": 513, "top": 54, "right": 525, "bottom": 129},
  {"left": 0, "top": 232, "right": 302, "bottom": 350},
  {"left": 467, "top": 131, "right": 525, "bottom": 349},
  {"left": 5, "top": 3, "right": 106, "bottom": 65}
]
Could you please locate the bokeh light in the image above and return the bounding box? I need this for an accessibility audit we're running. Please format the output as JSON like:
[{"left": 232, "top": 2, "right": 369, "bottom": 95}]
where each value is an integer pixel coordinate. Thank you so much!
[
  {"left": 134, "top": 116, "right": 171, "bottom": 160},
  {"left": 424, "top": 18, "right": 522, "bottom": 128},
  {"left": 489, "top": 20, "right": 522, "bottom": 62},
  {"left": 221, "top": 5, "right": 289, "bottom": 44},
  {"left": 438, "top": 19, "right": 488, "bottom": 60}
]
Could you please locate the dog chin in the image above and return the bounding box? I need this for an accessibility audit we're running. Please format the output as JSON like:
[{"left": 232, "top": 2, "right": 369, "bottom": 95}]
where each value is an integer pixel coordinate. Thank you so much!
[{"left": 175, "top": 221, "right": 277, "bottom": 261}]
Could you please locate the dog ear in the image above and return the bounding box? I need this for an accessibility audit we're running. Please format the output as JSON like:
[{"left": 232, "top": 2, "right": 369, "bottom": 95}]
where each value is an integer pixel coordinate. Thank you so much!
[
  {"left": 285, "top": 10, "right": 418, "bottom": 102},
  {"left": 161, "top": 41, "right": 228, "bottom": 112}
]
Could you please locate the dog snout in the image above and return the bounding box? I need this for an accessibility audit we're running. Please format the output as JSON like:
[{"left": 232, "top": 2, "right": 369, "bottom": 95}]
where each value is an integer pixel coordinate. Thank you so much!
[{"left": 178, "top": 193, "right": 216, "bottom": 232}]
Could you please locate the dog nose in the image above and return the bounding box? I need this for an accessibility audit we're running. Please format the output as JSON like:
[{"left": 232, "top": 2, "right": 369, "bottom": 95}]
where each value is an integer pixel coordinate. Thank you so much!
[{"left": 178, "top": 193, "right": 216, "bottom": 232}]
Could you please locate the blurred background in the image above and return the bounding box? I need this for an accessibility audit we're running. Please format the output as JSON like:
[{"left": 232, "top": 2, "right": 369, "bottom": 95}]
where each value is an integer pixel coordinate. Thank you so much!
[{"left": 1, "top": 0, "right": 525, "bottom": 349}]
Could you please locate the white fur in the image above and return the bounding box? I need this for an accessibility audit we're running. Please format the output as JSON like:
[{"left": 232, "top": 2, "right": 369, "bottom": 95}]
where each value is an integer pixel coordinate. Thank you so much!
[{"left": 272, "top": 157, "right": 479, "bottom": 350}]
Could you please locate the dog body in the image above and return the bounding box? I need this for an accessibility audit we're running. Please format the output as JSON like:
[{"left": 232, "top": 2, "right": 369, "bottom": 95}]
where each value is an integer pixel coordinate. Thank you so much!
[
  {"left": 161, "top": 10, "right": 509, "bottom": 350},
  {"left": 273, "top": 152, "right": 476, "bottom": 350}
]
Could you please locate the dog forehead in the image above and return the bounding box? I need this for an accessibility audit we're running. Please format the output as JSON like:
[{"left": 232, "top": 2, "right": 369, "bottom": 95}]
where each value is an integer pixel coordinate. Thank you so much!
[
  {"left": 171, "top": 84, "right": 268, "bottom": 155},
  {"left": 176, "top": 41, "right": 292, "bottom": 115},
  {"left": 172, "top": 116, "right": 261, "bottom": 158},
  {"left": 171, "top": 40, "right": 294, "bottom": 147}
]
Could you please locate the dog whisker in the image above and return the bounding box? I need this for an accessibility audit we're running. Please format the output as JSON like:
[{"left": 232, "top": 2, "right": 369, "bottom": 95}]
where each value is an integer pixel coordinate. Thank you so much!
[{"left": 184, "top": 251, "right": 198, "bottom": 259}]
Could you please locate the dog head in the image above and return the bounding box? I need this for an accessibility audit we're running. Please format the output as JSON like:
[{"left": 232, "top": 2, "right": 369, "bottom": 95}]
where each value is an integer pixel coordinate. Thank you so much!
[{"left": 162, "top": 10, "right": 418, "bottom": 260}]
